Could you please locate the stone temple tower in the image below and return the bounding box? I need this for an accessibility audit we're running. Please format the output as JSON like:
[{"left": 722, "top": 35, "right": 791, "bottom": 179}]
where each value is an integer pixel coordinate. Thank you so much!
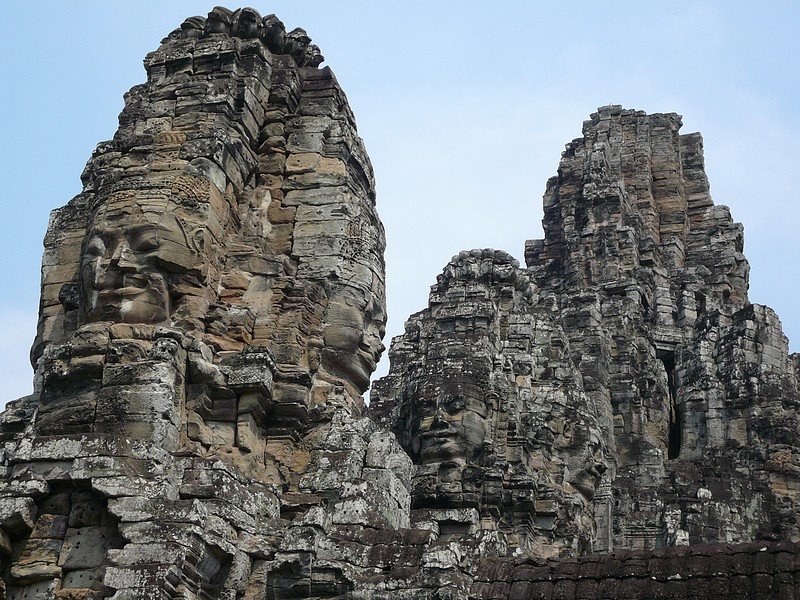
[
  {"left": 1, "top": 8, "right": 799, "bottom": 600},
  {"left": 0, "top": 8, "right": 412, "bottom": 598},
  {"left": 523, "top": 107, "right": 800, "bottom": 550},
  {"left": 374, "top": 105, "right": 800, "bottom": 561}
]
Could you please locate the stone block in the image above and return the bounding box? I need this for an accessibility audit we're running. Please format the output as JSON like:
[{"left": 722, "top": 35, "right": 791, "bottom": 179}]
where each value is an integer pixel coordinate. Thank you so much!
[
  {"left": 59, "top": 527, "right": 116, "bottom": 569},
  {"left": 0, "top": 497, "right": 36, "bottom": 534},
  {"left": 30, "top": 514, "right": 68, "bottom": 540},
  {"left": 61, "top": 567, "right": 106, "bottom": 591},
  {"left": 11, "top": 538, "right": 63, "bottom": 583},
  {"left": 7, "top": 580, "right": 60, "bottom": 600}
]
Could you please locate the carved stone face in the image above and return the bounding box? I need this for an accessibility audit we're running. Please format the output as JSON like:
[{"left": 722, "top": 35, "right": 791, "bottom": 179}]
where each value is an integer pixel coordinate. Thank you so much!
[
  {"left": 322, "top": 287, "right": 386, "bottom": 392},
  {"left": 408, "top": 378, "right": 490, "bottom": 464},
  {"left": 81, "top": 222, "right": 169, "bottom": 324},
  {"left": 205, "top": 7, "right": 232, "bottom": 35},
  {"left": 80, "top": 194, "right": 205, "bottom": 325},
  {"left": 233, "top": 8, "right": 261, "bottom": 38},
  {"left": 568, "top": 434, "right": 608, "bottom": 499}
]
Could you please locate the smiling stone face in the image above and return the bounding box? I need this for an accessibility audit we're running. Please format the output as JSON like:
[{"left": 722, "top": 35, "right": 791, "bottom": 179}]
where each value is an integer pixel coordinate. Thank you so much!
[
  {"left": 321, "top": 285, "right": 386, "bottom": 393},
  {"left": 372, "top": 251, "right": 521, "bottom": 473},
  {"left": 79, "top": 188, "right": 210, "bottom": 326},
  {"left": 370, "top": 250, "right": 612, "bottom": 555},
  {"left": 407, "top": 370, "right": 491, "bottom": 465},
  {"left": 81, "top": 222, "right": 171, "bottom": 324}
]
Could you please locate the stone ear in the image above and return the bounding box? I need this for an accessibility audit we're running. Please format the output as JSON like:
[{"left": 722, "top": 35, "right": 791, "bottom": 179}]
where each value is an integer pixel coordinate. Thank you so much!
[{"left": 189, "top": 227, "right": 206, "bottom": 254}]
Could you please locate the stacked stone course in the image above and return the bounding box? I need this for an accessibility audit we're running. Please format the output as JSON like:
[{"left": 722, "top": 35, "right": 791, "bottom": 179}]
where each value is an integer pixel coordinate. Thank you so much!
[
  {"left": 0, "top": 8, "right": 409, "bottom": 599},
  {"left": 0, "top": 8, "right": 798, "bottom": 600},
  {"left": 470, "top": 542, "right": 800, "bottom": 599}
]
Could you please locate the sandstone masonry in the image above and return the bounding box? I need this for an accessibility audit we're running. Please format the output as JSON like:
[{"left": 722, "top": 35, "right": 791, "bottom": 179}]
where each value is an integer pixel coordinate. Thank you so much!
[{"left": 0, "top": 8, "right": 798, "bottom": 600}]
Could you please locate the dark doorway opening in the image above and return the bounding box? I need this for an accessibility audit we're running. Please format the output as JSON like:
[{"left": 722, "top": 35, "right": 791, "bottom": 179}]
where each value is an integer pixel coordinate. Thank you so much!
[{"left": 659, "top": 350, "right": 682, "bottom": 460}]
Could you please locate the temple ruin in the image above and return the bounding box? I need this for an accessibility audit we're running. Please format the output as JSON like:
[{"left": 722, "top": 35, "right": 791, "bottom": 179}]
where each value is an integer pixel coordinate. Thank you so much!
[{"left": 0, "top": 7, "right": 797, "bottom": 599}]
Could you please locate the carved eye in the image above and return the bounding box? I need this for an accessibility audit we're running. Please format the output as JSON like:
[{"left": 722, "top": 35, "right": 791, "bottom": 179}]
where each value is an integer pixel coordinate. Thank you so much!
[
  {"left": 134, "top": 235, "right": 160, "bottom": 253},
  {"left": 444, "top": 397, "right": 466, "bottom": 413}
]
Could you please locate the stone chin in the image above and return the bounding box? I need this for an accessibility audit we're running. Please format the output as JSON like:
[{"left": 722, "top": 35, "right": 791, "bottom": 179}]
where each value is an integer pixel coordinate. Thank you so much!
[
  {"left": 118, "top": 297, "right": 169, "bottom": 325},
  {"left": 324, "top": 349, "right": 375, "bottom": 393},
  {"left": 322, "top": 326, "right": 384, "bottom": 392},
  {"left": 356, "top": 345, "right": 381, "bottom": 383}
]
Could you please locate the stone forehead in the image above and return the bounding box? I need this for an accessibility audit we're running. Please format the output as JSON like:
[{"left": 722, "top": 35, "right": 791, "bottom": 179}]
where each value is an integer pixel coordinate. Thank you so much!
[{"left": 90, "top": 192, "right": 177, "bottom": 225}]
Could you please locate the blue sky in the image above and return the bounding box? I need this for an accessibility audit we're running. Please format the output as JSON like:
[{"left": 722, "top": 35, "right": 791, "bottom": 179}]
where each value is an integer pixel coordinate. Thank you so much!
[{"left": 1, "top": 1, "right": 798, "bottom": 400}]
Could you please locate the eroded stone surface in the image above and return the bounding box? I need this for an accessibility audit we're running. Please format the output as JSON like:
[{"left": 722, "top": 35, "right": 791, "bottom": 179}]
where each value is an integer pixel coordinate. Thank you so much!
[
  {"left": 522, "top": 107, "right": 800, "bottom": 551},
  {"left": 0, "top": 8, "right": 407, "bottom": 599},
  {"left": 371, "top": 249, "right": 607, "bottom": 560},
  {"left": 370, "top": 106, "right": 800, "bottom": 594},
  {"left": 1, "top": 9, "right": 799, "bottom": 600}
]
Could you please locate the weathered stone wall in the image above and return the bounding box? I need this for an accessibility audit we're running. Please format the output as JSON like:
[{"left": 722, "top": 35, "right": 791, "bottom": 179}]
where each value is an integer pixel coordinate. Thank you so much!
[
  {"left": 371, "top": 250, "right": 607, "bottom": 559},
  {"left": 523, "top": 106, "right": 800, "bottom": 551},
  {"left": 471, "top": 541, "right": 800, "bottom": 599},
  {"left": 372, "top": 105, "right": 800, "bottom": 595},
  {"left": 1, "top": 8, "right": 799, "bottom": 600},
  {"left": 0, "top": 8, "right": 409, "bottom": 599}
]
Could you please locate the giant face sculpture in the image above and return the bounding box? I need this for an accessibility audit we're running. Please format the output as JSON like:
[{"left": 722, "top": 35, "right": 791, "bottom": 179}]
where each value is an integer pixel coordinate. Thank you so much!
[
  {"left": 404, "top": 356, "right": 493, "bottom": 465},
  {"left": 413, "top": 382, "right": 490, "bottom": 464},
  {"left": 79, "top": 182, "right": 213, "bottom": 326},
  {"left": 321, "top": 284, "right": 386, "bottom": 393}
]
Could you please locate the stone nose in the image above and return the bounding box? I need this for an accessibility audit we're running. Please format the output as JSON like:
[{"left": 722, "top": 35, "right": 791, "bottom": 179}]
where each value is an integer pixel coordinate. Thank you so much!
[
  {"left": 361, "top": 330, "right": 385, "bottom": 355},
  {"left": 432, "top": 407, "right": 449, "bottom": 429},
  {"left": 108, "top": 242, "right": 137, "bottom": 271}
]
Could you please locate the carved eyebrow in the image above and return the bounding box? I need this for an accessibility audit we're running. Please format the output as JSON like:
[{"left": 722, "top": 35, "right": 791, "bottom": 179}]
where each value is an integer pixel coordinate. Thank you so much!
[{"left": 83, "top": 228, "right": 117, "bottom": 247}]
